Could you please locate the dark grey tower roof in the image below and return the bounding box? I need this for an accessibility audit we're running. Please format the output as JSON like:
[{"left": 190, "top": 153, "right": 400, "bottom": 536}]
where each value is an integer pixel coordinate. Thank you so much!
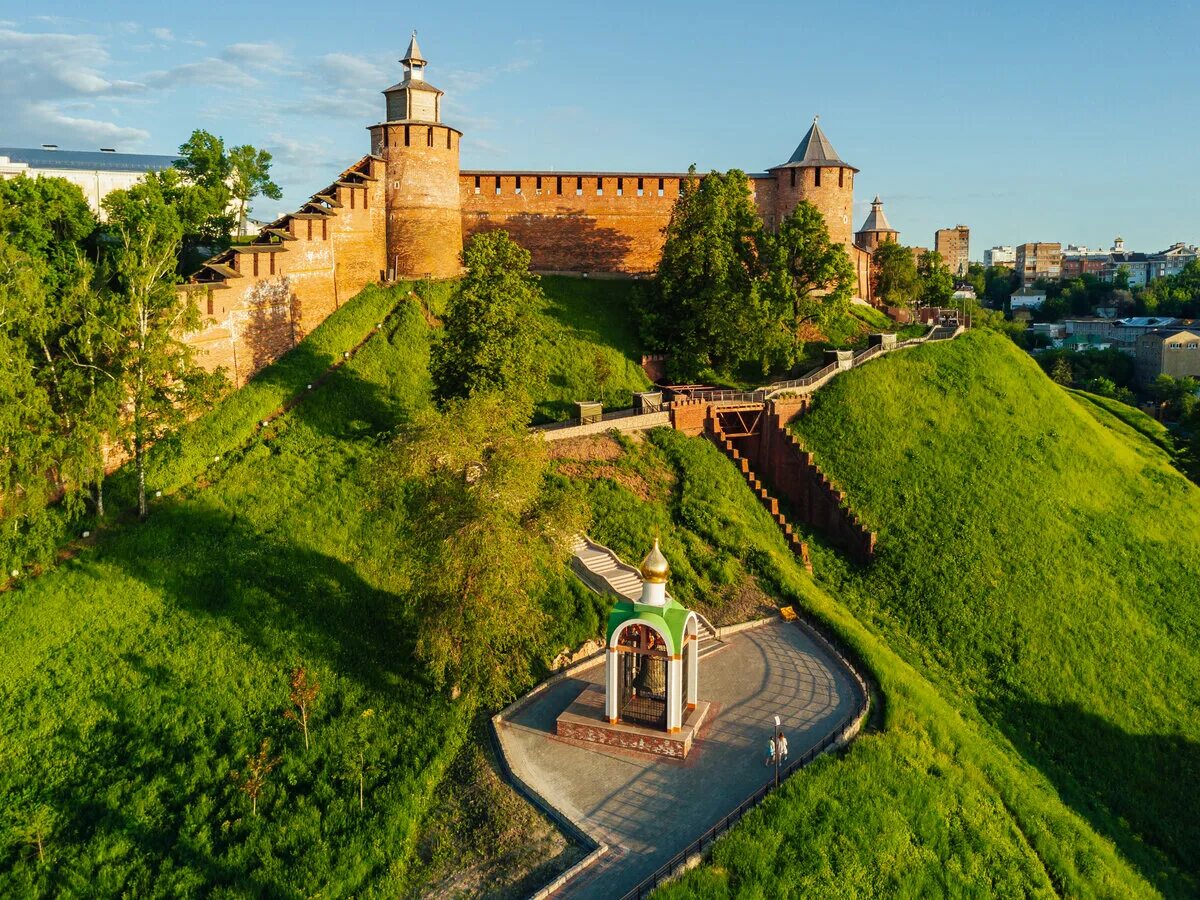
[
  {"left": 773, "top": 117, "right": 858, "bottom": 172},
  {"left": 857, "top": 196, "right": 897, "bottom": 234}
]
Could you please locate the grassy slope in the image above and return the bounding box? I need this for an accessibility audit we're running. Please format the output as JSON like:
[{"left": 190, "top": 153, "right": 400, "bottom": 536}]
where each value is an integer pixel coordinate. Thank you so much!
[
  {"left": 781, "top": 331, "right": 1200, "bottom": 895},
  {"left": 532, "top": 275, "right": 652, "bottom": 422},
  {"left": 0, "top": 276, "right": 639, "bottom": 896},
  {"left": 551, "top": 430, "right": 1148, "bottom": 899}
]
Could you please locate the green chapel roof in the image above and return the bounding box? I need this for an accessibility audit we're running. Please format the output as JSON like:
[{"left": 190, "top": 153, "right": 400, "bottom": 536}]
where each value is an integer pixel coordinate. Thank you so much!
[{"left": 605, "top": 595, "right": 693, "bottom": 656}]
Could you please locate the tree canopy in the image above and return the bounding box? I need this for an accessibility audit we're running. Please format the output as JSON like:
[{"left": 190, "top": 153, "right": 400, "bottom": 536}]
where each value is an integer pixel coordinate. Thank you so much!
[
  {"left": 770, "top": 201, "right": 856, "bottom": 355},
  {"left": 430, "top": 230, "right": 544, "bottom": 413},
  {"left": 647, "top": 171, "right": 856, "bottom": 379},
  {"left": 376, "top": 394, "right": 584, "bottom": 704},
  {"left": 171, "top": 129, "right": 281, "bottom": 267},
  {"left": 872, "top": 242, "right": 920, "bottom": 309},
  {"left": 102, "top": 176, "right": 225, "bottom": 518},
  {"left": 229, "top": 145, "right": 283, "bottom": 237}
]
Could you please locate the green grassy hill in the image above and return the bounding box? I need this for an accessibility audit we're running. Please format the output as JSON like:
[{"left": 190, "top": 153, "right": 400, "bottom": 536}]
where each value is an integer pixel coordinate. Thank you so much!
[
  {"left": 0, "top": 275, "right": 643, "bottom": 896},
  {"left": 532, "top": 275, "right": 652, "bottom": 422},
  {"left": 553, "top": 428, "right": 1151, "bottom": 899},
  {"left": 6, "top": 272, "right": 1194, "bottom": 898},
  {"left": 648, "top": 330, "right": 1200, "bottom": 898},
  {"left": 787, "top": 330, "right": 1200, "bottom": 893}
]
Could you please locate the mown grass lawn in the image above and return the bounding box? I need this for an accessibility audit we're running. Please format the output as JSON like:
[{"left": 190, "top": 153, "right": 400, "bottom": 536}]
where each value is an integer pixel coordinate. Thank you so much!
[
  {"left": 786, "top": 330, "right": 1200, "bottom": 896},
  {"left": 0, "top": 275, "right": 634, "bottom": 896}
]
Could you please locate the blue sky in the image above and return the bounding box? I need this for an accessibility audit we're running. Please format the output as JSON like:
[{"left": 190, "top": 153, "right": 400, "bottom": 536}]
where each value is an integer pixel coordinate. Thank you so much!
[{"left": 1, "top": 0, "right": 1197, "bottom": 256}]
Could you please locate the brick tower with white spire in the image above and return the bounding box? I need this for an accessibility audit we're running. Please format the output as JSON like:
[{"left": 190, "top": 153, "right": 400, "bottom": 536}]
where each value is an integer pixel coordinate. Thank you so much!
[{"left": 368, "top": 32, "right": 463, "bottom": 280}]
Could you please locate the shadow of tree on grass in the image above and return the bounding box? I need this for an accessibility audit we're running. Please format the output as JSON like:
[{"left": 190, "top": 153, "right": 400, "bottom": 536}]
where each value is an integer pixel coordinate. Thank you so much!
[{"left": 987, "top": 696, "right": 1200, "bottom": 897}]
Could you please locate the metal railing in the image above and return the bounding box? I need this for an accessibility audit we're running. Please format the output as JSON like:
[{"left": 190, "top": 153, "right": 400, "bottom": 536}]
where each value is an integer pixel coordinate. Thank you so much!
[
  {"left": 682, "top": 389, "right": 767, "bottom": 404},
  {"left": 617, "top": 694, "right": 864, "bottom": 900},
  {"left": 764, "top": 360, "right": 838, "bottom": 394},
  {"left": 535, "top": 402, "right": 671, "bottom": 431},
  {"left": 852, "top": 343, "right": 884, "bottom": 364}
]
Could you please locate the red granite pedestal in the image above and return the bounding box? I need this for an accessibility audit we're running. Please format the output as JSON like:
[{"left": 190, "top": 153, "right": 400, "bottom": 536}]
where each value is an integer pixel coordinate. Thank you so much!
[{"left": 555, "top": 683, "right": 712, "bottom": 759}]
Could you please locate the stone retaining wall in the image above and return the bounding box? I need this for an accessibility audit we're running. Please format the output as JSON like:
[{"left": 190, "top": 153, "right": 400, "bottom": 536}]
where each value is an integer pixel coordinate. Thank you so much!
[{"left": 538, "top": 410, "right": 670, "bottom": 441}]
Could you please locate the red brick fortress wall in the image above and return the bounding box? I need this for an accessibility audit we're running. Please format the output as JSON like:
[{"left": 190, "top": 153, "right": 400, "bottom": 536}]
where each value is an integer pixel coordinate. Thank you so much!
[
  {"left": 770, "top": 165, "right": 856, "bottom": 249},
  {"left": 460, "top": 172, "right": 687, "bottom": 274},
  {"left": 183, "top": 156, "right": 387, "bottom": 386},
  {"left": 371, "top": 122, "right": 463, "bottom": 279}
]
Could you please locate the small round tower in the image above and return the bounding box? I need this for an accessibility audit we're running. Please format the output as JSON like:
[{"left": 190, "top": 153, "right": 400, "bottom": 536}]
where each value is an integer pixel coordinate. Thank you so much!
[
  {"left": 769, "top": 116, "right": 857, "bottom": 251},
  {"left": 368, "top": 32, "right": 463, "bottom": 280}
]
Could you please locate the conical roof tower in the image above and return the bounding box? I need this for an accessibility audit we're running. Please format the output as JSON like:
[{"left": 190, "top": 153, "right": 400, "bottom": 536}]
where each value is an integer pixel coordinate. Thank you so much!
[{"left": 775, "top": 116, "right": 858, "bottom": 172}]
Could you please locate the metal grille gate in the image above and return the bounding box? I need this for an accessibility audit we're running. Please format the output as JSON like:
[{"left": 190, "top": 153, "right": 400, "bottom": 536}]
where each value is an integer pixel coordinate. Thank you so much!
[{"left": 619, "top": 653, "right": 667, "bottom": 729}]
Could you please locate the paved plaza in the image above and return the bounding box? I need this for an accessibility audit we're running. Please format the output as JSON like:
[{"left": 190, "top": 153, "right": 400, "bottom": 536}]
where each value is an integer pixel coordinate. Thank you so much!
[{"left": 497, "top": 620, "right": 860, "bottom": 898}]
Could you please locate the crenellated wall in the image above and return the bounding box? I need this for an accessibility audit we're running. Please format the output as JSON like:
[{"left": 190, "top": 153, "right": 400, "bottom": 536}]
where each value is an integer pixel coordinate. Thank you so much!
[
  {"left": 459, "top": 169, "right": 868, "bottom": 298},
  {"left": 371, "top": 122, "right": 463, "bottom": 279},
  {"left": 460, "top": 171, "right": 687, "bottom": 274},
  {"left": 182, "top": 155, "right": 386, "bottom": 386},
  {"left": 767, "top": 165, "right": 856, "bottom": 247}
]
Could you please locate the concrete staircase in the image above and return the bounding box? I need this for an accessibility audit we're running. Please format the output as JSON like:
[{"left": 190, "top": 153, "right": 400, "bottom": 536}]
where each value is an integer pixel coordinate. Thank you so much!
[{"left": 569, "top": 536, "right": 725, "bottom": 658}]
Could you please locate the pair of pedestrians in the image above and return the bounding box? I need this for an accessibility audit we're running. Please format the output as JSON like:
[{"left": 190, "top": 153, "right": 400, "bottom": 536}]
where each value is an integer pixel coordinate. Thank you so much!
[{"left": 764, "top": 731, "right": 789, "bottom": 766}]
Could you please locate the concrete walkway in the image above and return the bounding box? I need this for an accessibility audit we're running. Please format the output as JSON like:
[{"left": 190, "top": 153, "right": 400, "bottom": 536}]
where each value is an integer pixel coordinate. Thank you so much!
[{"left": 497, "top": 621, "right": 860, "bottom": 898}]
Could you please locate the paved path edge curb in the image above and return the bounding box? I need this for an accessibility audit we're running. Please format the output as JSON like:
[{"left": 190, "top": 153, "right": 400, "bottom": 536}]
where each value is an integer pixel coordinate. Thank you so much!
[{"left": 491, "top": 651, "right": 610, "bottom": 898}]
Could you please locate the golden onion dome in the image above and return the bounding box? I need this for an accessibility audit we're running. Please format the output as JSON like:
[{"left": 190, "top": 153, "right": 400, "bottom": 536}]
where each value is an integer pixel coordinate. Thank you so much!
[{"left": 639, "top": 538, "right": 670, "bottom": 584}]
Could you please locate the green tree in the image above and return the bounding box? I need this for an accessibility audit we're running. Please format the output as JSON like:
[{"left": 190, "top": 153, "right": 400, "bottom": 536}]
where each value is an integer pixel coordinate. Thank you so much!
[
  {"left": 9, "top": 804, "right": 59, "bottom": 864},
  {"left": 918, "top": 250, "right": 955, "bottom": 307},
  {"left": 342, "top": 708, "right": 379, "bottom": 811},
  {"left": 1114, "top": 264, "right": 1131, "bottom": 291},
  {"left": 1084, "top": 376, "right": 1117, "bottom": 397},
  {"left": 0, "top": 242, "right": 57, "bottom": 527},
  {"left": 965, "top": 262, "right": 986, "bottom": 298},
  {"left": 1140, "top": 259, "right": 1200, "bottom": 318},
  {"left": 0, "top": 177, "right": 126, "bottom": 522},
  {"left": 102, "top": 178, "right": 225, "bottom": 519},
  {"left": 1051, "top": 357, "right": 1073, "bottom": 385},
  {"left": 376, "top": 394, "right": 585, "bottom": 704},
  {"left": 984, "top": 266, "right": 1018, "bottom": 309},
  {"left": 172, "top": 130, "right": 236, "bottom": 268},
  {"left": 228, "top": 145, "right": 282, "bottom": 238},
  {"left": 650, "top": 168, "right": 776, "bottom": 378},
  {"left": 767, "top": 200, "right": 856, "bottom": 359},
  {"left": 872, "top": 242, "right": 921, "bottom": 310},
  {"left": 431, "top": 230, "right": 544, "bottom": 411},
  {"left": 1151, "top": 375, "right": 1199, "bottom": 420}
]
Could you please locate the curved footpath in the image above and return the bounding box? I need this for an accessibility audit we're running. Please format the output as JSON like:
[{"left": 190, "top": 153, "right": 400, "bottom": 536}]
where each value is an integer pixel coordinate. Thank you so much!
[{"left": 495, "top": 545, "right": 867, "bottom": 898}]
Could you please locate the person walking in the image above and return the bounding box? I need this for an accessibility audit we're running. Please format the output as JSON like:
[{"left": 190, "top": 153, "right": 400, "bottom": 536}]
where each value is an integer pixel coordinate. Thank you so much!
[
  {"left": 777, "top": 731, "right": 789, "bottom": 764},
  {"left": 765, "top": 734, "right": 776, "bottom": 767}
]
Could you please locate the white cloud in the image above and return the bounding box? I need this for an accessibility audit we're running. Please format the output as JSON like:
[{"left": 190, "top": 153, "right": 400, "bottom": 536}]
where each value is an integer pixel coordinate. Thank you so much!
[
  {"left": 442, "top": 52, "right": 537, "bottom": 95},
  {"left": 143, "top": 59, "right": 251, "bottom": 89},
  {"left": 318, "top": 53, "right": 387, "bottom": 89},
  {"left": 25, "top": 101, "right": 149, "bottom": 145},
  {"left": 0, "top": 27, "right": 148, "bottom": 147},
  {"left": 222, "top": 42, "right": 287, "bottom": 68},
  {"left": 151, "top": 27, "right": 174, "bottom": 41}
]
